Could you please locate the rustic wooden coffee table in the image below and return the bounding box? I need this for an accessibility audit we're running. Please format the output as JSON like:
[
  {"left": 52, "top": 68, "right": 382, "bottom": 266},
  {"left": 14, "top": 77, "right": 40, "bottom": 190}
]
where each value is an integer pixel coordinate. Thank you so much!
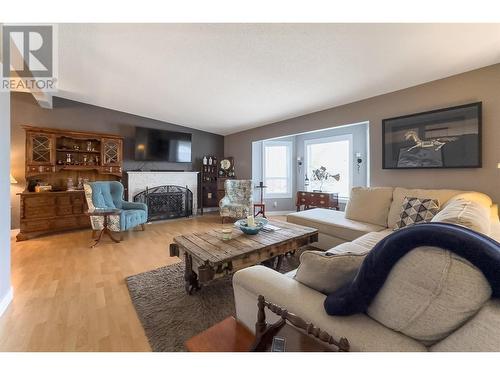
[{"left": 169, "top": 220, "right": 318, "bottom": 294}]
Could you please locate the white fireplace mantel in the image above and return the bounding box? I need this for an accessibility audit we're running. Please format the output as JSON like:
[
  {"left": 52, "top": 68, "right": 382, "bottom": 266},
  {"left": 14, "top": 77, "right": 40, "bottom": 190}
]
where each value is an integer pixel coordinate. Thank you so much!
[{"left": 126, "top": 171, "right": 199, "bottom": 213}]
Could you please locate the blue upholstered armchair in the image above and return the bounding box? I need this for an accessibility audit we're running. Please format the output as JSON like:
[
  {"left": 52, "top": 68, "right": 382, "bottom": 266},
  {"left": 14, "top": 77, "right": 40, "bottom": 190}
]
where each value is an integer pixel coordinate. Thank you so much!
[
  {"left": 84, "top": 181, "right": 148, "bottom": 235},
  {"left": 219, "top": 179, "right": 253, "bottom": 223}
]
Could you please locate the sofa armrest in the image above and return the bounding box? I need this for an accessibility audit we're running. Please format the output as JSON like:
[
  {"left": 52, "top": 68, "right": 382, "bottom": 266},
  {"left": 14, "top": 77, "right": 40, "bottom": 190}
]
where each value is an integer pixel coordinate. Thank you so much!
[
  {"left": 294, "top": 251, "right": 366, "bottom": 294},
  {"left": 232, "top": 265, "right": 426, "bottom": 352},
  {"left": 122, "top": 201, "right": 148, "bottom": 213}
]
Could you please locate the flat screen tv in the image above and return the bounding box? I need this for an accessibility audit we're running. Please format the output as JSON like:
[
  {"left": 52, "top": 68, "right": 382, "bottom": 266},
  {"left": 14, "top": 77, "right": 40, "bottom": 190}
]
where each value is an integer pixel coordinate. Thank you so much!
[{"left": 134, "top": 127, "right": 192, "bottom": 162}]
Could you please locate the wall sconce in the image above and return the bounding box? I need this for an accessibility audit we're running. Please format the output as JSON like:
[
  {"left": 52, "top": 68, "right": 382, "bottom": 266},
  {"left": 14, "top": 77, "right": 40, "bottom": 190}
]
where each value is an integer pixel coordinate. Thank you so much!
[
  {"left": 10, "top": 174, "right": 18, "bottom": 184},
  {"left": 297, "top": 157, "right": 303, "bottom": 174},
  {"left": 355, "top": 152, "right": 363, "bottom": 173}
]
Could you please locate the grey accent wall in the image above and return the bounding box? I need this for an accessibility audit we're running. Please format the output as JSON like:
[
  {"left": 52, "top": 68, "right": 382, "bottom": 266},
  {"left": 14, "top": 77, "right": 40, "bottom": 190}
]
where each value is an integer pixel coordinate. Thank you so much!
[
  {"left": 225, "top": 64, "right": 500, "bottom": 206},
  {"left": 10, "top": 92, "right": 224, "bottom": 228},
  {"left": 1, "top": 90, "right": 12, "bottom": 313}
]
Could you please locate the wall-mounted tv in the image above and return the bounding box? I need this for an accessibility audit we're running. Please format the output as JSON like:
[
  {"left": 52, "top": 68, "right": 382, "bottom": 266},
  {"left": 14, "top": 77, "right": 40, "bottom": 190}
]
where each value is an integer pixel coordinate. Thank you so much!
[{"left": 134, "top": 127, "right": 192, "bottom": 162}]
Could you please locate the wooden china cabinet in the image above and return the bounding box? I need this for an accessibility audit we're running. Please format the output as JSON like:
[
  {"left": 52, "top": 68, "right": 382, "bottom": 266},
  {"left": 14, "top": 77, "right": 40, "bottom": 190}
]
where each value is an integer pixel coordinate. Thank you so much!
[{"left": 17, "top": 125, "right": 124, "bottom": 241}]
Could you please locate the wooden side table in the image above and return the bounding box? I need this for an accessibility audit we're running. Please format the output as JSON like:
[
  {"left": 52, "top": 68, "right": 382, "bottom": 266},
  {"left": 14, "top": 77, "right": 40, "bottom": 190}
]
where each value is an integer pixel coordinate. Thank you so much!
[
  {"left": 185, "top": 296, "right": 349, "bottom": 352},
  {"left": 296, "top": 191, "right": 339, "bottom": 211},
  {"left": 85, "top": 208, "right": 122, "bottom": 247}
]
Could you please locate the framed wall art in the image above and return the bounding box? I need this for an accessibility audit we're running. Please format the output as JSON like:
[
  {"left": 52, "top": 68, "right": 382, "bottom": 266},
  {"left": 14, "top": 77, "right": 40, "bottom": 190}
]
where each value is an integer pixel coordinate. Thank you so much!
[{"left": 382, "top": 102, "right": 482, "bottom": 169}]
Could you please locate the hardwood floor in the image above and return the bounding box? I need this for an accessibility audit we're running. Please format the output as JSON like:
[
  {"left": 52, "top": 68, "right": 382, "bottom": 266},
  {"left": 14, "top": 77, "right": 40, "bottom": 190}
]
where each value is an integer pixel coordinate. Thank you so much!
[{"left": 0, "top": 213, "right": 285, "bottom": 351}]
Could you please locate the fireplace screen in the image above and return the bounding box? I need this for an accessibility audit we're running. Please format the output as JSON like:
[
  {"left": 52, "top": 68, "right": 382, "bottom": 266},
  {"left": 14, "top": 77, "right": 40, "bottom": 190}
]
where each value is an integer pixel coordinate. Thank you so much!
[{"left": 133, "top": 185, "right": 193, "bottom": 221}]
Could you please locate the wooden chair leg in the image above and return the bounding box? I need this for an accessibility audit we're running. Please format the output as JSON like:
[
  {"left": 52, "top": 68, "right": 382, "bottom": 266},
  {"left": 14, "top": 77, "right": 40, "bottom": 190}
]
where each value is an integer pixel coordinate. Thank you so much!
[
  {"left": 141, "top": 223, "right": 145, "bottom": 231},
  {"left": 221, "top": 216, "right": 225, "bottom": 224},
  {"left": 91, "top": 230, "right": 97, "bottom": 239}
]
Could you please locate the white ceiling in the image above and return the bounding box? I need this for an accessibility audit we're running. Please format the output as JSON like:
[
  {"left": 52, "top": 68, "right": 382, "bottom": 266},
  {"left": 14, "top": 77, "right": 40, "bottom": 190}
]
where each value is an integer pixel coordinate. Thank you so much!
[{"left": 57, "top": 24, "right": 500, "bottom": 135}]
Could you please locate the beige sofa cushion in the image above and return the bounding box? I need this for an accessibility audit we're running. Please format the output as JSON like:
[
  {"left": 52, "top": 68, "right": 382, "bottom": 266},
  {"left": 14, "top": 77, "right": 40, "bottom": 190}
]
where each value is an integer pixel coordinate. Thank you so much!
[
  {"left": 492, "top": 204, "right": 500, "bottom": 222},
  {"left": 295, "top": 250, "right": 368, "bottom": 294},
  {"left": 446, "top": 192, "right": 493, "bottom": 210},
  {"left": 431, "top": 198, "right": 491, "bottom": 235},
  {"left": 367, "top": 246, "right": 492, "bottom": 345},
  {"left": 387, "top": 188, "right": 464, "bottom": 228},
  {"left": 287, "top": 208, "right": 385, "bottom": 242},
  {"left": 430, "top": 300, "right": 500, "bottom": 352},
  {"left": 331, "top": 229, "right": 392, "bottom": 254},
  {"left": 345, "top": 187, "right": 394, "bottom": 227}
]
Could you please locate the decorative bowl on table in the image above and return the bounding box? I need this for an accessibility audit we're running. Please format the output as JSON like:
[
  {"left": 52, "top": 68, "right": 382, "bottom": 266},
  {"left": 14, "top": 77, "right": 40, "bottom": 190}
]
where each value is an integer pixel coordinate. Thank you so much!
[{"left": 234, "top": 217, "right": 269, "bottom": 235}]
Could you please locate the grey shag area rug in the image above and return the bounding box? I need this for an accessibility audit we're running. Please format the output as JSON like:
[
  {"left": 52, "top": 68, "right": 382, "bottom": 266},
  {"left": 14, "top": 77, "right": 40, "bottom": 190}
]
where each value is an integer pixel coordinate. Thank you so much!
[{"left": 126, "top": 255, "right": 301, "bottom": 352}]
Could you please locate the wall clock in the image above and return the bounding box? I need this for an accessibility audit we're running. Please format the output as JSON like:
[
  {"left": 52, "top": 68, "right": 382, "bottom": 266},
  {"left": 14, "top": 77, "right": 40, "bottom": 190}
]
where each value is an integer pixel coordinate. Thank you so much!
[{"left": 220, "top": 158, "right": 231, "bottom": 170}]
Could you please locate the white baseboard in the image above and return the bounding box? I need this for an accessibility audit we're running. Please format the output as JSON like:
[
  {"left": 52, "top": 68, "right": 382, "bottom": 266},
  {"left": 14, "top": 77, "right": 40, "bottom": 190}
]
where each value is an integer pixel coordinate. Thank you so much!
[{"left": 0, "top": 287, "right": 13, "bottom": 317}]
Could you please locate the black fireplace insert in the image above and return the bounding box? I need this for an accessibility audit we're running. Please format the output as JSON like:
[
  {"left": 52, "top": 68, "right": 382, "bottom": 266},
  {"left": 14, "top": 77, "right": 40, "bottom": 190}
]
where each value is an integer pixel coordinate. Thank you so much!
[{"left": 133, "top": 185, "right": 193, "bottom": 222}]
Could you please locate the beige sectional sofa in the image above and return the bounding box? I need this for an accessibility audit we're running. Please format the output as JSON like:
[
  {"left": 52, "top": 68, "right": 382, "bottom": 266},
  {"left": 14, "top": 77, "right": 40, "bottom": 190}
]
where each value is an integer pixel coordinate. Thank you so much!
[{"left": 233, "top": 187, "right": 500, "bottom": 351}]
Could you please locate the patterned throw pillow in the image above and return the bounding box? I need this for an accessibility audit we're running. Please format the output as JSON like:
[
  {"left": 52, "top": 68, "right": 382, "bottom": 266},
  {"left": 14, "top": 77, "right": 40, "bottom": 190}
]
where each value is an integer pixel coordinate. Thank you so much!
[{"left": 394, "top": 197, "right": 440, "bottom": 230}]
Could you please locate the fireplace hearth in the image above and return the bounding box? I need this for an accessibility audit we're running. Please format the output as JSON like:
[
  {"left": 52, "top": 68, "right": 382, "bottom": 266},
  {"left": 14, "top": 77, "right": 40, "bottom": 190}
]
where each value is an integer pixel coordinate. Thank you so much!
[{"left": 133, "top": 185, "right": 193, "bottom": 222}]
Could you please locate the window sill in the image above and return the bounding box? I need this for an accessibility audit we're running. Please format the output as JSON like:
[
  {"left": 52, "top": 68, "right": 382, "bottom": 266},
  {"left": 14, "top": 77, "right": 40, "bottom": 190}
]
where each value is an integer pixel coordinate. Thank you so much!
[{"left": 264, "top": 195, "right": 293, "bottom": 200}]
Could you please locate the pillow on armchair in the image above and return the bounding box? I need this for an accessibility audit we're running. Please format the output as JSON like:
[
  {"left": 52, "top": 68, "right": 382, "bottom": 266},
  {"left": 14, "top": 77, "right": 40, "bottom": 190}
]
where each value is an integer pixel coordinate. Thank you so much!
[{"left": 219, "top": 180, "right": 253, "bottom": 219}]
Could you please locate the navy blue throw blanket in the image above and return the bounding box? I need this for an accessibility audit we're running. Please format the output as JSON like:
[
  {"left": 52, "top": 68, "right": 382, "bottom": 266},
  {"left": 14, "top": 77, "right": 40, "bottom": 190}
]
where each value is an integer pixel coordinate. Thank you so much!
[{"left": 324, "top": 222, "right": 500, "bottom": 316}]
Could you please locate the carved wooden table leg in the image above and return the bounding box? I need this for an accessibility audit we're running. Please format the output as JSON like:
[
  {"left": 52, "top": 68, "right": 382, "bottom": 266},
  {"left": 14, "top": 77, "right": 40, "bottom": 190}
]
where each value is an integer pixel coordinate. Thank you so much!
[
  {"left": 91, "top": 228, "right": 104, "bottom": 248},
  {"left": 104, "top": 227, "right": 121, "bottom": 243},
  {"left": 184, "top": 252, "right": 200, "bottom": 295},
  {"left": 91, "top": 212, "right": 121, "bottom": 247}
]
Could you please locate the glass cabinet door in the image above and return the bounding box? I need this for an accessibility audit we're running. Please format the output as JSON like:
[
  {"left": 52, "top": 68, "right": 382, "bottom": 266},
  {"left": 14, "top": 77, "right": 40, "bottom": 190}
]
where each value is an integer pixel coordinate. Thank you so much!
[
  {"left": 28, "top": 133, "right": 54, "bottom": 165},
  {"left": 102, "top": 138, "right": 122, "bottom": 166}
]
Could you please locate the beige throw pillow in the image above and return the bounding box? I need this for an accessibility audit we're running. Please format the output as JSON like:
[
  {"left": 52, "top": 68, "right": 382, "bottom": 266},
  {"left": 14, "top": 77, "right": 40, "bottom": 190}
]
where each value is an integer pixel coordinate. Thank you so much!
[
  {"left": 431, "top": 198, "right": 491, "bottom": 235},
  {"left": 294, "top": 250, "right": 367, "bottom": 295},
  {"left": 345, "top": 187, "right": 393, "bottom": 227}
]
